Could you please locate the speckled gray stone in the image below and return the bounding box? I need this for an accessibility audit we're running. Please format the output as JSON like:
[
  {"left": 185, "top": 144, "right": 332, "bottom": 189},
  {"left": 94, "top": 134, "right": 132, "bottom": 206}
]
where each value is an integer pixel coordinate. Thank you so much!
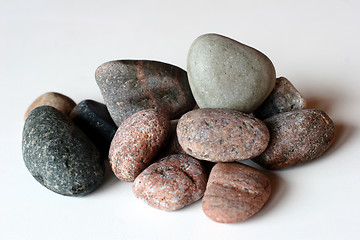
[
  {"left": 187, "top": 33, "right": 276, "bottom": 113},
  {"left": 254, "top": 77, "right": 306, "bottom": 119},
  {"left": 22, "top": 106, "right": 104, "bottom": 196}
]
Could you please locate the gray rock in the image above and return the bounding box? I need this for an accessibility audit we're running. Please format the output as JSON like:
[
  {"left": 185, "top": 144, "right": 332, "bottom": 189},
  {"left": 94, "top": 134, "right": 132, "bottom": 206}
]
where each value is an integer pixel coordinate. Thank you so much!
[
  {"left": 253, "top": 77, "right": 306, "bottom": 119},
  {"left": 187, "top": 33, "right": 276, "bottom": 113},
  {"left": 22, "top": 106, "right": 104, "bottom": 196}
]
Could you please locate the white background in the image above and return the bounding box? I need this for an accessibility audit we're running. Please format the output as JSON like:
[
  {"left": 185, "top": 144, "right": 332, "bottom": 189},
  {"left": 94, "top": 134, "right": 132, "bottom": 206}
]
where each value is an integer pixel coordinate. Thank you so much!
[{"left": 1, "top": 0, "right": 359, "bottom": 239}]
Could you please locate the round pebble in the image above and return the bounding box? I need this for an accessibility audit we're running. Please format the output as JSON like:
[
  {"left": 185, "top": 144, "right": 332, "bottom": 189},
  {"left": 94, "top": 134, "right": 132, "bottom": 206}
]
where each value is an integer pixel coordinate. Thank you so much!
[
  {"left": 109, "top": 109, "right": 171, "bottom": 182},
  {"left": 133, "top": 154, "right": 207, "bottom": 211}
]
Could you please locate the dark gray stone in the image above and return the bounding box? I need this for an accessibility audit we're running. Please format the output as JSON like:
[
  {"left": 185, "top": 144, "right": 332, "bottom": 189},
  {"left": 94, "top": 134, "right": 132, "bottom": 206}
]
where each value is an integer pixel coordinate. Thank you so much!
[
  {"left": 70, "top": 99, "right": 117, "bottom": 158},
  {"left": 22, "top": 106, "right": 104, "bottom": 196}
]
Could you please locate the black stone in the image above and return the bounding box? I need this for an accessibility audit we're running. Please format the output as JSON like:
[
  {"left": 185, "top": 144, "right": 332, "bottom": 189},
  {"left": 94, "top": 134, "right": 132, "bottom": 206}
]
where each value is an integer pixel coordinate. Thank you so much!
[
  {"left": 22, "top": 106, "right": 104, "bottom": 196},
  {"left": 70, "top": 99, "right": 117, "bottom": 158}
]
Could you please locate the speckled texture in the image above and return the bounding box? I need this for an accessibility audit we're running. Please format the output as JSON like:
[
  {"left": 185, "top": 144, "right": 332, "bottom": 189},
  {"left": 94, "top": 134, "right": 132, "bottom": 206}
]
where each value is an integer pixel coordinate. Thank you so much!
[
  {"left": 187, "top": 33, "right": 276, "bottom": 113},
  {"left": 254, "top": 77, "right": 306, "bottom": 119},
  {"left": 22, "top": 106, "right": 104, "bottom": 196},
  {"left": 158, "top": 119, "right": 186, "bottom": 158},
  {"left": 177, "top": 108, "right": 270, "bottom": 162},
  {"left": 24, "top": 92, "right": 76, "bottom": 120},
  {"left": 95, "top": 60, "right": 196, "bottom": 126},
  {"left": 70, "top": 99, "right": 117, "bottom": 158},
  {"left": 133, "top": 154, "right": 207, "bottom": 211},
  {"left": 202, "top": 162, "right": 271, "bottom": 223},
  {"left": 252, "top": 109, "right": 335, "bottom": 170},
  {"left": 109, "top": 109, "right": 170, "bottom": 181}
]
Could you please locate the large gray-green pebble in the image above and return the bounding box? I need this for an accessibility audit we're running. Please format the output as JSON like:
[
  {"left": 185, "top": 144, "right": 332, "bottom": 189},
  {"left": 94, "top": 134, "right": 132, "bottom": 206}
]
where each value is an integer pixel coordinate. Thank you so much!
[
  {"left": 187, "top": 33, "right": 276, "bottom": 113},
  {"left": 22, "top": 106, "right": 104, "bottom": 196}
]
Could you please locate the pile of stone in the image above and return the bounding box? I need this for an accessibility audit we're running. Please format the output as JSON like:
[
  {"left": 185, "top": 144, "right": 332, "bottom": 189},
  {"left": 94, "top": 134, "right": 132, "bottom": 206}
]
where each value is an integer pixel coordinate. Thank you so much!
[{"left": 22, "top": 33, "right": 335, "bottom": 223}]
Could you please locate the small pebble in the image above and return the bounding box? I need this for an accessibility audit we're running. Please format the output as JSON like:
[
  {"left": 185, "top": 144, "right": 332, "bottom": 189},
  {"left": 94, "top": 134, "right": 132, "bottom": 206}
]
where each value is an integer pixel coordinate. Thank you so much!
[
  {"left": 109, "top": 109, "right": 170, "bottom": 182},
  {"left": 202, "top": 162, "right": 271, "bottom": 223},
  {"left": 187, "top": 33, "right": 276, "bottom": 113},
  {"left": 95, "top": 60, "right": 196, "bottom": 126},
  {"left": 254, "top": 77, "right": 306, "bottom": 119},
  {"left": 70, "top": 99, "right": 117, "bottom": 158},
  {"left": 252, "top": 109, "right": 335, "bottom": 170},
  {"left": 24, "top": 92, "right": 76, "bottom": 120},
  {"left": 158, "top": 119, "right": 186, "bottom": 158},
  {"left": 177, "top": 108, "right": 270, "bottom": 162},
  {"left": 22, "top": 106, "right": 104, "bottom": 196},
  {"left": 133, "top": 154, "right": 207, "bottom": 211}
]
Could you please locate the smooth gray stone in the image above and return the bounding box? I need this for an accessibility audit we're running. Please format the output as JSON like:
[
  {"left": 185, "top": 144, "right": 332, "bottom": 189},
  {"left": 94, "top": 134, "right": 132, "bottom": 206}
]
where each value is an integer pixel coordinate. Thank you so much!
[
  {"left": 22, "top": 106, "right": 104, "bottom": 196},
  {"left": 254, "top": 77, "right": 306, "bottom": 119},
  {"left": 187, "top": 33, "right": 276, "bottom": 113}
]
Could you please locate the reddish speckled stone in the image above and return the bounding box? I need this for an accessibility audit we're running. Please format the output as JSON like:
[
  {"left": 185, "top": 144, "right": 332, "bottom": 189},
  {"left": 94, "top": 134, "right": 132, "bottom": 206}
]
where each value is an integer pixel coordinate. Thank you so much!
[
  {"left": 158, "top": 120, "right": 186, "bottom": 158},
  {"left": 177, "top": 108, "right": 270, "bottom": 162},
  {"left": 133, "top": 154, "right": 207, "bottom": 211},
  {"left": 109, "top": 109, "right": 170, "bottom": 181},
  {"left": 202, "top": 162, "right": 271, "bottom": 223},
  {"left": 252, "top": 109, "right": 335, "bottom": 170},
  {"left": 95, "top": 60, "right": 196, "bottom": 126}
]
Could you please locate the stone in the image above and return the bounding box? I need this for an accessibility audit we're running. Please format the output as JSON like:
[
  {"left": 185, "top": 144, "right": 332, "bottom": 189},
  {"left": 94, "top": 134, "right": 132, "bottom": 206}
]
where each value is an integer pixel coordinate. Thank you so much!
[
  {"left": 133, "top": 154, "right": 207, "bottom": 211},
  {"left": 22, "top": 106, "right": 104, "bottom": 196},
  {"left": 24, "top": 92, "right": 76, "bottom": 120},
  {"left": 177, "top": 108, "right": 270, "bottom": 162},
  {"left": 202, "top": 162, "right": 271, "bottom": 223},
  {"left": 252, "top": 109, "right": 335, "bottom": 170},
  {"left": 70, "top": 99, "right": 117, "bottom": 158},
  {"left": 95, "top": 60, "right": 196, "bottom": 126},
  {"left": 254, "top": 77, "right": 306, "bottom": 119},
  {"left": 158, "top": 119, "right": 186, "bottom": 158},
  {"left": 187, "top": 33, "right": 276, "bottom": 113},
  {"left": 109, "top": 109, "right": 170, "bottom": 182}
]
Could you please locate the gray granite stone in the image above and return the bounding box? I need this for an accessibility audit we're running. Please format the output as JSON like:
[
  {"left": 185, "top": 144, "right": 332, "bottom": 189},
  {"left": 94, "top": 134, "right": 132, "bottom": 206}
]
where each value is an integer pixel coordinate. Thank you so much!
[
  {"left": 187, "top": 33, "right": 276, "bottom": 113},
  {"left": 22, "top": 106, "right": 104, "bottom": 196}
]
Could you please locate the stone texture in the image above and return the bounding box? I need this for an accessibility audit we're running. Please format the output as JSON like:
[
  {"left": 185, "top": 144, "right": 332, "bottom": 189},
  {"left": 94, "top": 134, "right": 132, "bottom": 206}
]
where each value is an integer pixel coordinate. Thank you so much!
[
  {"left": 177, "top": 108, "right": 270, "bottom": 162},
  {"left": 253, "top": 109, "right": 335, "bottom": 170},
  {"left": 133, "top": 154, "right": 207, "bottom": 211},
  {"left": 158, "top": 119, "right": 186, "bottom": 158},
  {"left": 22, "top": 106, "right": 104, "bottom": 196},
  {"left": 70, "top": 99, "right": 117, "bottom": 158},
  {"left": 187, "top": 33, "right": 276, "bottom": 113},
  {"left": 109, "top": 109, "right": 170, "bottom": 182},
  {"left": 24, "top": 92, "right": 76, "bottom": 120},
  {"left": 95, "top": 60, "right": 196, "bottom": 126},
  {"left": 202, "top": 162, "right": 271, "bottom": 223},
  {"left": 254, "top": 77, "right": 306, "bottom": 119}
]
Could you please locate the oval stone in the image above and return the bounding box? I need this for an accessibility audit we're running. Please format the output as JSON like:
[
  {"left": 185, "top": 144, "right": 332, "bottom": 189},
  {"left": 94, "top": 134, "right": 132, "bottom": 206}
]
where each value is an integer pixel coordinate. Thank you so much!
[
  {"left": 109, "top": 109, "right": 170, "bottom": 182},
  {"left": 202, "top": 162, "right": 271, "bottom": 223},
  {"left": 133, "top": 154, "right": 207, "bottom": 211},
  {"left": 95, "top": 60, "right": 196, "bottom": 126},
  {"left": 22, "top": 106, "right": 104, "bottom": 196},
  {"left": 187, "top": 33, "right": 276, "bottom": 113},
  {"left": 254, "top": 77, "right": 306, "bottom": 119},
  {"left": 177, "top": 108, "right": 270, "bottom": 162},
  {"left": 24, "top": 92, "right": 76, "bottom": 120},
  {"left": 252, "top": 109, "right": 335, "bottom": 170}
]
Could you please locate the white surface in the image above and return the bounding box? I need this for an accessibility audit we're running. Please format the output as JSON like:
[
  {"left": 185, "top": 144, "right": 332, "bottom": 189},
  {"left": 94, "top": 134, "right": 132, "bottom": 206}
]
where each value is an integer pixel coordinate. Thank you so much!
[{"left": 1, "top": 0, "right": 359, "bottom": 239}]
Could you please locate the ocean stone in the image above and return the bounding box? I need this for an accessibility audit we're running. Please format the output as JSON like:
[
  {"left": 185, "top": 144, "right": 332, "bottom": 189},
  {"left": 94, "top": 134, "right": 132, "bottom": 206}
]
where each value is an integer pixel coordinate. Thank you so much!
[
  {"left": 24, "top": 92, "right": 76, "bottom": 120},
  {"left": 95, "top": 60, "right": 196, "bottom": 126},
  {"left": 70, "top": 99, "right": 117, "bottom": 158},
  {"left": 187, "top": 33, "right": 276, "bottom": 113},
  {"left": 177, "top": 108, "right": 270, "bottom": 162},
  {"left": 254, "top": 77, "right": 306, "bottom": 119},
  {"left": 252, "top": 109, "right": 335, "bottom": 170},
  {"left": 202, "top": 162, "right": 271, "bottom": 223},
  {"left": 22, "top": 106, "right": 104, "bottom": 196},
  {"left": 133, "top": 154, "right": 207, "bottom": 211},
  {"left": 109, "top": 109, "right": 170, "bottom": 182}
]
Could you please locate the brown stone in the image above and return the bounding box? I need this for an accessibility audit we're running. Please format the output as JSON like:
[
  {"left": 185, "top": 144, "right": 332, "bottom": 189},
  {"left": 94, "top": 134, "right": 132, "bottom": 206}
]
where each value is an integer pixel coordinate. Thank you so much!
[
  {"left": 177, "top": 108, "right": 270, "bottom": 162},
  {"left": 24, "top": 92, "right": 76, "bottom": 120},
  {"left": 202, "top": 162, "right": 271, "bottom": 223},
  {"left": 133, "top": 154, "right": 207, "bottom": 211},
  {"left": 252, "top": 109, "right": 335, "bottom": 170},
  {"left": 158, "top": 119, "right": 186, "bottom": 158},
  {"left": 254, "top": 77, "right": 306, "bottom": 119},
  {"left": 108, "top": 109, "right": 170, "bottom": 181}
]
